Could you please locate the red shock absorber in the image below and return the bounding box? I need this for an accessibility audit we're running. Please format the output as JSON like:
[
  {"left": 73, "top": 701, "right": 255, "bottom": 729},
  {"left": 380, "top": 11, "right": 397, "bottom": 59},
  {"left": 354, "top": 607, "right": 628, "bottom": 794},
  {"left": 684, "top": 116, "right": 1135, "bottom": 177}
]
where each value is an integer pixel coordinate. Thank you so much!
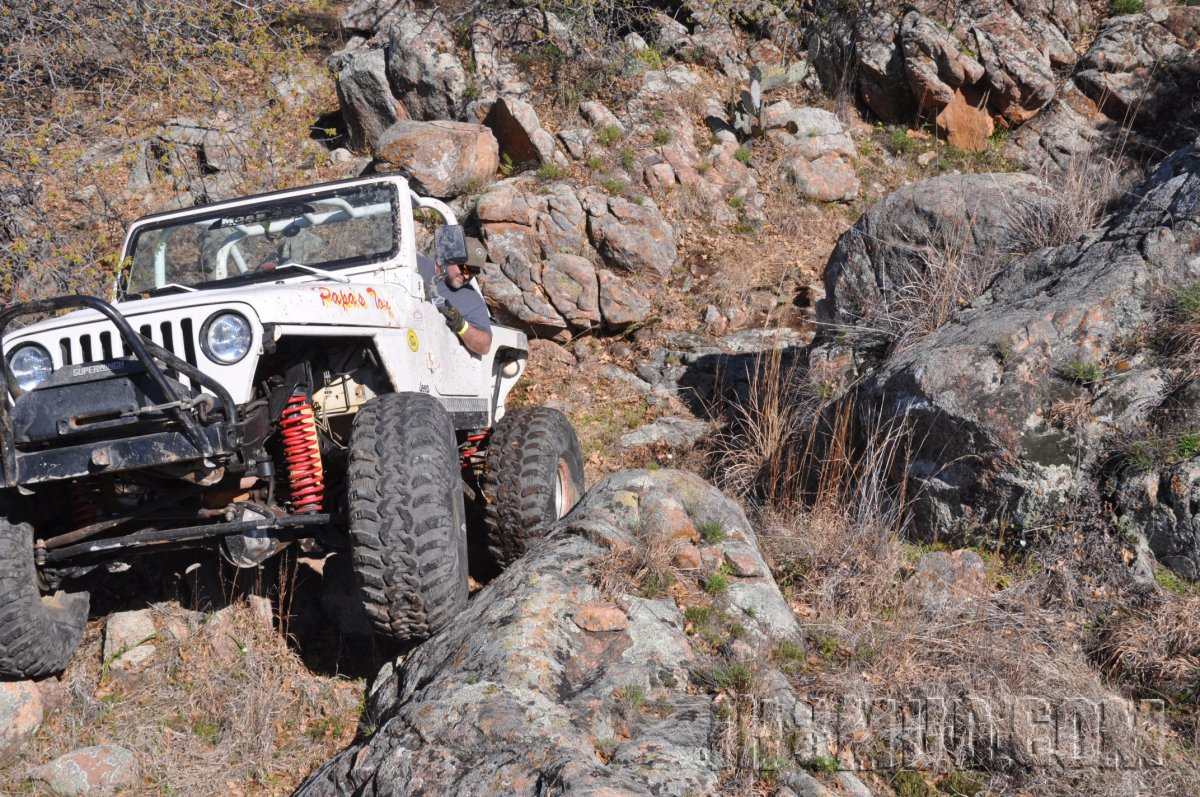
[
  {"left": 68, "top": 481, "right": 103, "bottom": 528},
  {"left": 280, "top": 392, "right": 324, "bottom": 513}
]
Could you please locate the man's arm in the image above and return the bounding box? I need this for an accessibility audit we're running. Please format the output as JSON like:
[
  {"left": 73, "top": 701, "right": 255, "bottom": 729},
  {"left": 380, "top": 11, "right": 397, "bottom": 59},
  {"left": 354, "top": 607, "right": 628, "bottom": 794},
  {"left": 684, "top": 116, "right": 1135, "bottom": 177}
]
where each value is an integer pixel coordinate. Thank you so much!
[
  {"left": 458, "top": 324, "right": 492, "bottom": 356},
  {"left": 436, "top": 299, "right": 493, "bottom": 356}
]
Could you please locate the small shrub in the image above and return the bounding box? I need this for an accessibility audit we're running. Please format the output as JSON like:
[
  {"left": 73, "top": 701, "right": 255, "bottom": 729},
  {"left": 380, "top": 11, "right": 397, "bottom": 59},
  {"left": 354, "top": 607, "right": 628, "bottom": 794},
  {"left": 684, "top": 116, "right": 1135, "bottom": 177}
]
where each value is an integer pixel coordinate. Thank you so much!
[
  {"left": 585, "top": 156, "right": 605, "bottom": 169},
  {"left": 498, "top": 153, "right": 516, "bottom": 177},
  {"left": 1174, "top": 431, "right": 1200, "bottom": 461},
  {"left": 704, "top": 568, "right": 729, "bottom": 595},
  {"left": 684, "top": 605, "right": 717, "bottom": 626},
  {"left": 621, "top": 146, "right": 637, "bottom": 172},
  {"left": 600, "top": 178, "right": 626, "bottom": 195},
  {"left": 892, "top": 769, "right": 934, "bottom": 797},
  {"left": 733, "top": 147, "right": 752, "bottom": 165},
  {"left": 732, "top": 220, "right": 757, "bottom": 234},
  {"left": 938, "top": 770, "right": 986, "bottom": 797},
  {"left": 889, "top": 129, "right": 915, "bottom": 153},
  {"left": 596, "top": 125, "right": 622, "bottom": 146},
  {"left": 1110, "top": 0, "right": 1144, "bottom": 13},
  {"left": 1174, "top": 285, "right": 1200, "bottom": 317},
  {"left": 727, "top": 196, "right": 744, "bottom": 209},
  {"left": 1059, "top": 359, "right": 1104, "bottom": 385},
  {"left": 641, "top": 570, "right": 674, "bottom": 598},
  {"left": 618, "top": 683, "right": 645, "bottom": 712},
  {"left": 1155, "top": 568, "right": 1197, "bottom": 595},
  {"left": 633, "top": 46, "right": 663, "bottom": 70},
  {"left": 652, "top": 128, "right": 671, "bottom": 145},
  {"left": 799, "top": 755, "right": 840, "bottom": 775},
  {"left": 695, "top": 661, "right": 755, "bottom": 691},
  {"left": 1127, "top": 440, "right": 1156, "bottom": 473},
  {"left": 774, "top": 639, "right": 805, "bottom": 674},
  {"left": 698, "top": 520, "right": 726, "bottom": 544},
  {"left": 536, "top": 162, "right": 566, "bottom": 180}
]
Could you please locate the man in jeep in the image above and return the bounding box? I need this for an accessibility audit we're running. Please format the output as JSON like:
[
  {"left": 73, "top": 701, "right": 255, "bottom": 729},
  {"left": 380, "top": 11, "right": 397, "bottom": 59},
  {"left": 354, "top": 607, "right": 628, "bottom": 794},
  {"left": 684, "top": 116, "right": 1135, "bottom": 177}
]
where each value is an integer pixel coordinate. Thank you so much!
[{"left": 419, "top": 254, "right": 492, "bottom": 356}]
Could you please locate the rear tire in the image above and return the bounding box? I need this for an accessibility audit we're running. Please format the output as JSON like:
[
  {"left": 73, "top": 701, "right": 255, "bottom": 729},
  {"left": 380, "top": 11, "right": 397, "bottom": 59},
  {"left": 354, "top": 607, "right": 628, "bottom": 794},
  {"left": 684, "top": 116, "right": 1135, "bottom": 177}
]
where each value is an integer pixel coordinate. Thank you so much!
[
  {"left": 0, "top": 494, "right": 89, "bottom": 679},
  {"left": 347, "top": 392, "right": 467, "bottom": 640},
  {"left": 481, "top": 407, "right": 584, "bottom": 570}
]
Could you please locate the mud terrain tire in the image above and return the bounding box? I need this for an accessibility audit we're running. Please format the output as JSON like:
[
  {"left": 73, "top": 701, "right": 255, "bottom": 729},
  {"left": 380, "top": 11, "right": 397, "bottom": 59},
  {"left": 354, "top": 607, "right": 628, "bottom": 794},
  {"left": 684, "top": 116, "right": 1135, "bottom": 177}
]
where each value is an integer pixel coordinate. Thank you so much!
[
  {"left": 0, "top": 495, "right": 90, "bottom": 678},
  {"left": 348, "top": 392, "right": 467, "bottom": 640},
  {"left": 481, "top": 407, "right": 584, "bottom": 569}
]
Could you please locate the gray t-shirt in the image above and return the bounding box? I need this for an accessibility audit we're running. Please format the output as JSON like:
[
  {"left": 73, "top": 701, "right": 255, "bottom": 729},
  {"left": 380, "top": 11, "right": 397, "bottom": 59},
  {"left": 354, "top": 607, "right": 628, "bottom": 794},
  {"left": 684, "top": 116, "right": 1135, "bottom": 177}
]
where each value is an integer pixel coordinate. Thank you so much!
[{"left": 416, "top": 254, "right": 492, "bottom": 334}]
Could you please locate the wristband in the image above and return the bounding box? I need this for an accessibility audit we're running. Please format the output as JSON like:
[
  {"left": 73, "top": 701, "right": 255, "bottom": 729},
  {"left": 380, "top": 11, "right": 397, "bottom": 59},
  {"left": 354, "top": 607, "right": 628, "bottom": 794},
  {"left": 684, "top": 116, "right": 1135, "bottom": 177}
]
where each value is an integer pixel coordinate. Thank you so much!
[{"left": 455, "top": 320, "right": 469, "bottom": 336}]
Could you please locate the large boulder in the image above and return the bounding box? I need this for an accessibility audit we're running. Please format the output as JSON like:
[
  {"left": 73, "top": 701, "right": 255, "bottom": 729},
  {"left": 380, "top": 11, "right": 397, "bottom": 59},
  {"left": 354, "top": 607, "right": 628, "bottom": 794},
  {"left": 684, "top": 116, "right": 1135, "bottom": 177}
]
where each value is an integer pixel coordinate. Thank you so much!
[
  {"left": 583, "top": 191, "right": 678, "bottom": 275},
  {"left": 1075, "top": 8, "right": 1196, "bottom": 123},
  {"left": 295, "top": 470, "right": 874, "bottom": 797},
  {"left": 850, "top": 138, "right": 1200, "bottom": 575},
  {"left": 477, "top": 179, "right": 590, "bottom": 265},
  {"left": 806, "top": 0, "right": 1084, "bottom": 128},
  {"left": 486, "top": 97, "right": 566, "bottom": 169},
  {"left": 819, "top": 172, "right": 1061, "bottom": 342},
  {"left": 336, "top": 49, "right": 407, "bottom": 152},
  {"left": 1006, "top": 7, "right": 1199, "bottom": 173},
  {"left": 481, "top": 251, "right": 652, "bottom": 338},
  {"left": 373, "top": 120, "right": 499, "bottom": 198},
  {"left": 384, "top": 7, "right": 469, "bottom": 121}
]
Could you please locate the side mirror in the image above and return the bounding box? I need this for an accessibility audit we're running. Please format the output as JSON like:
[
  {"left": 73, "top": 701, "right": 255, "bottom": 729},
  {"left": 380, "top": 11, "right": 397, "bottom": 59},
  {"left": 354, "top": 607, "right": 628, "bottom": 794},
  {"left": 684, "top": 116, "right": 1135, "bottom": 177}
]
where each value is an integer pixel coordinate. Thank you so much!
[{"left": 434, "top": 225, "right": 469, "bottom": 266}]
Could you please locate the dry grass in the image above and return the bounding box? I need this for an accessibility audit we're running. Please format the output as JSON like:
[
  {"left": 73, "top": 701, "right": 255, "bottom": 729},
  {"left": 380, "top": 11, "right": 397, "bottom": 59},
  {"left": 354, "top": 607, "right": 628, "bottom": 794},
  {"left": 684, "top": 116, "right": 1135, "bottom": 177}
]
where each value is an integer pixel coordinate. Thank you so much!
[
  {"left": 1014, "top": 153, "right": 1133, "bottom": 251},
  {"left": 0, "top": 601, "right": 361, "bottom": 796},
  {"left": 1092, "top": 594, "right": 1200, "bottom": 703},
  {"left": 703, "top": 344, "right": 1199, "bottom": 793},
  {"left": 869, "top": 213, "right": 1009, "bottom": 353}
]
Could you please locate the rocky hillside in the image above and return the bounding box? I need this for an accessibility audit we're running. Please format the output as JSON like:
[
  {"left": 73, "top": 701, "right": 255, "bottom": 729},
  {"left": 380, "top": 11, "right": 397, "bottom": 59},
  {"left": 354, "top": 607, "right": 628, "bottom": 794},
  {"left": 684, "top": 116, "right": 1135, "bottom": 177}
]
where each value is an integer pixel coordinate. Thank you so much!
[{"left": 1, "top": 0, "right": 1199, "bottom": 795}]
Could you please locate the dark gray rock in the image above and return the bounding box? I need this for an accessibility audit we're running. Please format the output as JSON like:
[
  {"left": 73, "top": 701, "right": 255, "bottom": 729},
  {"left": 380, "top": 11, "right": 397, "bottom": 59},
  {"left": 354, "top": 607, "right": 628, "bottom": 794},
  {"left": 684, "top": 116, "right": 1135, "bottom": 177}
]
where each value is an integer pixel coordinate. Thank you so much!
[
  {"left": 819, "top": 172, "right": 1060, "bottom": 343},
  {"left": 1006, "top": 8, "right": 1198, "bottom": 173},
  {"left": 336, "top": 49, "right": 404, "bottom": 152},
  {"left": 806, "top": 0, "right": 1083, "bottom": 125},
  {"left": 617, "top": 417, "right": 712, "bottom": 451},
  {"left": 340, "top": 0, "right": 413, "bottom": 36},
  {"left": 486, "top": 97, "right": 565, "bottom": 169},
  {"left": 294, "top": 470, "right": 871, "bottom": 797},
  {"left": 384, "top": 8, "right": 468, "bottom": 121},
  {"left": 851, "top": 138, "right": 1200, "bottom": 573}
]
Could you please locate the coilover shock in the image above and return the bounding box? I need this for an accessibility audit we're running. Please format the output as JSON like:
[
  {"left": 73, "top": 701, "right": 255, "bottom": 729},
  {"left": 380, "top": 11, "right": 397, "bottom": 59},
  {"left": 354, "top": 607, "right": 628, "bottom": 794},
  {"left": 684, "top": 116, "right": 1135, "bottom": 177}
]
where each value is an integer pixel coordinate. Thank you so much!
[
  {"left": 279, "top": 391, "right": 324, "bottom": 513},
  {"left": 67, "top": 480, "right": 103, "bottom": 528}
]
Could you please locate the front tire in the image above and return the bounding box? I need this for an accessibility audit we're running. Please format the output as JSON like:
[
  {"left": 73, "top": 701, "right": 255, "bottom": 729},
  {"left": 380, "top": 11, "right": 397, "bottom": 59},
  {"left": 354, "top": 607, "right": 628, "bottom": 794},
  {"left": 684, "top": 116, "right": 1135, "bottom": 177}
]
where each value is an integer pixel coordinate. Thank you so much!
[
  {"left": 0, "top": 495, "right": 89, "bottom": 678},
  {"left": 481, "top": 407, "right": 584, "bottom": 570},
  {"left": 347, "top": 392, "right": 468, "bottom": 640}
]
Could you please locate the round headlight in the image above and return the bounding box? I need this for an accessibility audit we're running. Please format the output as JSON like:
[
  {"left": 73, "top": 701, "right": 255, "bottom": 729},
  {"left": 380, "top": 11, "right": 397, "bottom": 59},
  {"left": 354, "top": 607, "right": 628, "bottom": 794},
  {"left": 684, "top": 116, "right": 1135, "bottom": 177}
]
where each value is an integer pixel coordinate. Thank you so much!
[
  {"left": 201, "top": 312, "right": 253, "bottom": 364},
  {"left": 8, "top": 344, "right": 53, "bottom": 392}
]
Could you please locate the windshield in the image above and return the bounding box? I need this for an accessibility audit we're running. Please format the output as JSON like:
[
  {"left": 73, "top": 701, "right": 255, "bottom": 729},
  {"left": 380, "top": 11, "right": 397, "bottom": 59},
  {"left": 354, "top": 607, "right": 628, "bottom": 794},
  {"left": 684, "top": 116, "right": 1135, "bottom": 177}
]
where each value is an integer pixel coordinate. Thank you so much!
[{"left": 124, "top": 182, "right": 398, "bottom": 294}]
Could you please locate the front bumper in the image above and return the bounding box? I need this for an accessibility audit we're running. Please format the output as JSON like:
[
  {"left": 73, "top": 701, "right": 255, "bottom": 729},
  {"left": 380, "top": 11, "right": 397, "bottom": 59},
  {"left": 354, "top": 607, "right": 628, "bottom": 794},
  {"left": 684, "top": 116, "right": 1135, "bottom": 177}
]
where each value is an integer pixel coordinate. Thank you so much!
[{"left": 0, "top": 296, "right": 239, "bottom": 488}]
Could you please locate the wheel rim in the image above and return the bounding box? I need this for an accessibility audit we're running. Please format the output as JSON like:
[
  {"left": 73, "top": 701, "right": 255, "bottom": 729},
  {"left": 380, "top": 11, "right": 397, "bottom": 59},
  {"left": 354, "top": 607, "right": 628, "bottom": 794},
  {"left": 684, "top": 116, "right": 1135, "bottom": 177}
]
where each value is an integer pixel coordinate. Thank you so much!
[{"left": 554, "top": 457, "right": 575, "bottom": 518}]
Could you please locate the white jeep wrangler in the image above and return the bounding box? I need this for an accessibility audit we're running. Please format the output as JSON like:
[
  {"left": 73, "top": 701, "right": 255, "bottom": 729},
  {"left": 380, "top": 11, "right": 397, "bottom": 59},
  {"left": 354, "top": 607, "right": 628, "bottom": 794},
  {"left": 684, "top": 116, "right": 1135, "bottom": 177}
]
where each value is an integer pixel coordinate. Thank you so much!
[{"left": 0, "top": 175, "right": 584, "bottom": 678}]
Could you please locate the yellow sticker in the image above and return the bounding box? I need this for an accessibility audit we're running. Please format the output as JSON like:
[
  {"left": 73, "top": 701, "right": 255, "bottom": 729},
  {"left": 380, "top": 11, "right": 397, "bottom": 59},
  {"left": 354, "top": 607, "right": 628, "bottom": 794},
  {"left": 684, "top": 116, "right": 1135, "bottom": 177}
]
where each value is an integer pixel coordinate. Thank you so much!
[{"left": 407, "top": 329, "right": 419, "bottom": 351}]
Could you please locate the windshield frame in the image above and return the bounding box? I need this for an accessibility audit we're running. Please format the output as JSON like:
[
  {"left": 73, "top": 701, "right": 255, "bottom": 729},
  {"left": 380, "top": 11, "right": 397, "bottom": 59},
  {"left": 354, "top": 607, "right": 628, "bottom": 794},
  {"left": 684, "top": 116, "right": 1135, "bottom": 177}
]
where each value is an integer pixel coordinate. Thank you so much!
[{"left": 118, "top": 181, "right": 402, "bottom": 300}]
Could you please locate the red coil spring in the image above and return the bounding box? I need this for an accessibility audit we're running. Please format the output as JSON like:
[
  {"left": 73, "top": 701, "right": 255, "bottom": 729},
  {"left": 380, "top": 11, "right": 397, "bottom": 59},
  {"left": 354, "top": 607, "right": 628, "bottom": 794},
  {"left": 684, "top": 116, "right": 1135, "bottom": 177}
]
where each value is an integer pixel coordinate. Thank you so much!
[
  {"left": 280, "top": 393, "right": 324, "bottom": 513},
  {"left": 68, "top": 481, "right": 103, "bottom": 528}
]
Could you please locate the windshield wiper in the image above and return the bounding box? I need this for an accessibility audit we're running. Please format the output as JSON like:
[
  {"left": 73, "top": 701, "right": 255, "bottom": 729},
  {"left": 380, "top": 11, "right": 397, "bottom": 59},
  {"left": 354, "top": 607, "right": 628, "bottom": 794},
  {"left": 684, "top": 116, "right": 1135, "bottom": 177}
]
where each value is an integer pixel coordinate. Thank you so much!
[{"left": 270, "top": 262, "right": 351, "bottom": 283}]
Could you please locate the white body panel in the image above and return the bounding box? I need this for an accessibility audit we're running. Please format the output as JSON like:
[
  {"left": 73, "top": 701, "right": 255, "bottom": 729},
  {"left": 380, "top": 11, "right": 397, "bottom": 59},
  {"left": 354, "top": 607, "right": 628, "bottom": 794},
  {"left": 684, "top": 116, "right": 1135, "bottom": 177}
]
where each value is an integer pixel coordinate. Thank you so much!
[{"left": 2, "top": 175, "right": 527, "bottom": 426}]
